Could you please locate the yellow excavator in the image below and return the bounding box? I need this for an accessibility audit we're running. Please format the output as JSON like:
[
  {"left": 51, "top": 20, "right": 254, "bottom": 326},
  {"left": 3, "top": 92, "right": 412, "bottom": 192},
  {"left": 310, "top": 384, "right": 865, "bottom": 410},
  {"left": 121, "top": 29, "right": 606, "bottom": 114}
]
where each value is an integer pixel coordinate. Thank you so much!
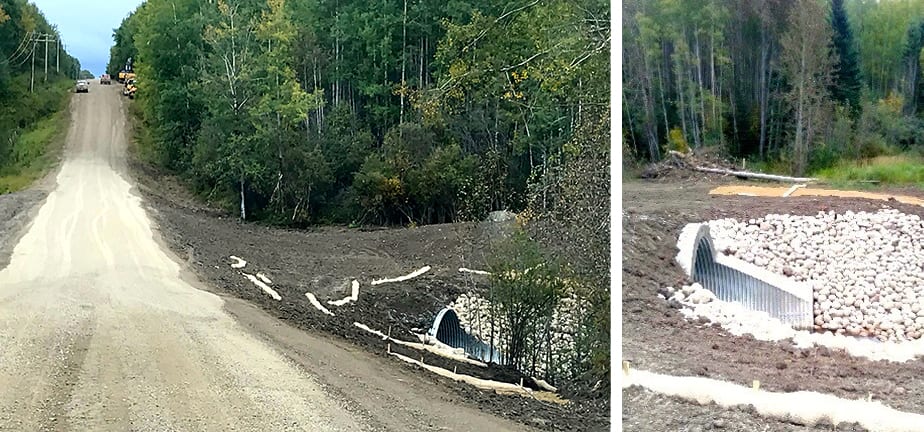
[
  {"left": 123, "top": 78, "right": 137, "bottom": 99},
  {"left": 117, "top": 57, "right": 135, "bottom": 84}
]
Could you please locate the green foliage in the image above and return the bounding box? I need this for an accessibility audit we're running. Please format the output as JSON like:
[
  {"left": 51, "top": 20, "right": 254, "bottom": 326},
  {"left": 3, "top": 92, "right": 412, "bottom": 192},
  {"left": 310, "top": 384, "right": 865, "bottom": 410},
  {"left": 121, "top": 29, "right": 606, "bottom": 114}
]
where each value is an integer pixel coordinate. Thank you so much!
[
  {"left": 0, "top": 1, "right": 78, "bottom": 193},
  {"left": 486, "top": 229, "right": 564, "bottom": 375},
  {"left": 830, "top": 0, "right": 862, "bottom": 113},
  {"left": 667, "top": 126, "right": 689, "bottom": 153},
  {"left": 856, "top": 94, "right": 924, "bottom": 151},
  {"left": 525, "top": 106, "right": 609, "bottom": 383},
  {"left": 0, "top": 96, "right": 69, "bottom": 194},
  {"left": 112, "top": 0, "right": 605, "bottom": 226},
  {"left": 816, "top": 154, "right": 924, "bottom": 186}
]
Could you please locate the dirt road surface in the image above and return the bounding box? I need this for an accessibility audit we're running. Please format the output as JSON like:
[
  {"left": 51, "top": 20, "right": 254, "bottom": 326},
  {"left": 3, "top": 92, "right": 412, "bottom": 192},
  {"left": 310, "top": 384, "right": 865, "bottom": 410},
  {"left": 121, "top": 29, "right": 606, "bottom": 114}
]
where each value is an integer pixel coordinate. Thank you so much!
[{"left": 0, "top": 82, "right": 530, "bottom": 431}]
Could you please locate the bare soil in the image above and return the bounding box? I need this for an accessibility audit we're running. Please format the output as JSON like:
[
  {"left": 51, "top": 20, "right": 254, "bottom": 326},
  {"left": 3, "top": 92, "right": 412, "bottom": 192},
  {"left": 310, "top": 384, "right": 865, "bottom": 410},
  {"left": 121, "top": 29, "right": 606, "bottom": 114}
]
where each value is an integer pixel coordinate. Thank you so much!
[
  {"left": 128, "top": 156, "right": 610, "bottom": 431},
  {"left": 622, "top": 179, "right": 924, "bottom": 430},
  {"left": 0, "top": 189, "right": 47, "bottom": 269}
]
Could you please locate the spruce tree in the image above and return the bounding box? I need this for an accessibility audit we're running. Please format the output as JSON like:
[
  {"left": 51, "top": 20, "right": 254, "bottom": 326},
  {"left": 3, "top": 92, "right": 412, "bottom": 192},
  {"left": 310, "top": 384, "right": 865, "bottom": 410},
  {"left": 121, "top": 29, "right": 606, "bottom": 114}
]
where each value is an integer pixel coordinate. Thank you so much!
[{"left": 830, "top": 0, "right": 862, "bottom": 113}]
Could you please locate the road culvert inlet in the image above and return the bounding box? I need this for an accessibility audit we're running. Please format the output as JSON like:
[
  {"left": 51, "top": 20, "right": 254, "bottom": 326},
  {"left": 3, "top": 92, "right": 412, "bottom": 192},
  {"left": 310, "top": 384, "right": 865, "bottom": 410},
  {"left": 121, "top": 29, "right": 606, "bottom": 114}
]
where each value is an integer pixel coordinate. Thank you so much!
[
  {"left": 427, "top": 308, "right": 502, "bottom": 364},
  {"left": 676, "top": 209, "right": 924, "bottom": 343}
]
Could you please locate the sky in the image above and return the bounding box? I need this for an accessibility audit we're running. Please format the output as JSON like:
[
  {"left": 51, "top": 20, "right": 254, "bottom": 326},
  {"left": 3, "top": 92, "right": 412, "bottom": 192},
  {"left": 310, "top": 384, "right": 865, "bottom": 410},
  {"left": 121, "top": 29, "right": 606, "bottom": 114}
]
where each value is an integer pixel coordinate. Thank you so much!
[{"left": 31, "top": 0, "right": 144, "bottom": 76}]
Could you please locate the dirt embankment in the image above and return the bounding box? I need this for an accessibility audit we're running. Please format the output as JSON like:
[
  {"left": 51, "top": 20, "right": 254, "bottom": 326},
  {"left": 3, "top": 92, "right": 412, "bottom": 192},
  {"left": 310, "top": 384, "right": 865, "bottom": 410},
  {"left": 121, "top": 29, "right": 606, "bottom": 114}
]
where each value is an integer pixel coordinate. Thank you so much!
[
  {"left": 0, "top": 189, "right": 48, "bottom": 270},
  {"left": 128, "top": 159, "right": 610, "bottom": 431},
  {"left": 622, "top": 180, "right": 924, "bottom": 431}
]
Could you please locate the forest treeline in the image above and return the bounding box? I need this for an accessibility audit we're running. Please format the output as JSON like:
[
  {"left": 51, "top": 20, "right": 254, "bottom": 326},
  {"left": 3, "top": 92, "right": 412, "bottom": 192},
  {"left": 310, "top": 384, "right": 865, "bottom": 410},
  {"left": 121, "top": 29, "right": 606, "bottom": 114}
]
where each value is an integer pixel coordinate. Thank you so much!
[
  {"left": 0, "top": 0, "right": 80, "bottom": 173},
  {"left": 623, "top": 0, "right": 924, "bottom": 175},
  {"left": 109, "top": 0, "right": 610, "bottom": 387},
  {"left": 108, "top": 0, "right": 609, "bottom": 227}
]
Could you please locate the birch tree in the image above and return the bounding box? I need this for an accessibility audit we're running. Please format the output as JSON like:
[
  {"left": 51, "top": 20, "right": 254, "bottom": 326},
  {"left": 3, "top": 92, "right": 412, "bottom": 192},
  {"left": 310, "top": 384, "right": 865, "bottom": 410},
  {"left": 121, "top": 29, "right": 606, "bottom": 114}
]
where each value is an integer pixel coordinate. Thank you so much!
[{"left": 780, "top": 0, "right": 834, "bottom": 175}]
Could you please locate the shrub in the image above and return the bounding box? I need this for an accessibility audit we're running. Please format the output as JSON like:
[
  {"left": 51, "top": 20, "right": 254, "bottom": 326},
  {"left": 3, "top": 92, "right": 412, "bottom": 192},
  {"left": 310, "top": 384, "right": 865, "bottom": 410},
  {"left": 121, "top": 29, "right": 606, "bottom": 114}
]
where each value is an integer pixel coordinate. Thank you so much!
[
  {"left": 667, "top": 126, "right": 689, "bottom": 153},
  {"left": 486, "top": 229, "right": 564, "bottom": 375}
]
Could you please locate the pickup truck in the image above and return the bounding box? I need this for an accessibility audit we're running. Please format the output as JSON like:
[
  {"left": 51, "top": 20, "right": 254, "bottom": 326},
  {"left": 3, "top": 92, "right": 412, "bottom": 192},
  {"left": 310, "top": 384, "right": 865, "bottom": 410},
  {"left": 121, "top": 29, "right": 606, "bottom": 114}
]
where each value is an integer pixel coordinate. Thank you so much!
[
  {"left": 100, "top": 74, "right": 111, "bottom": 85},
  {"left": 75, "top": 80, "right": 89, "bottom": 93}
]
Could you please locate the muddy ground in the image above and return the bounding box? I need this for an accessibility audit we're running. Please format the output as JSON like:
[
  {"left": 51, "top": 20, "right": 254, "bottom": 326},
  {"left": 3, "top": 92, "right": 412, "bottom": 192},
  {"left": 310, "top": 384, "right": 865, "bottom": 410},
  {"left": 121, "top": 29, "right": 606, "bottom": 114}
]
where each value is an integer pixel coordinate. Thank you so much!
[
  {"left": 622, "top": 178, "right": 924, "bottom": 430},
  {"left": 126, "top": 158, "right": 609, "bottom": 431}
]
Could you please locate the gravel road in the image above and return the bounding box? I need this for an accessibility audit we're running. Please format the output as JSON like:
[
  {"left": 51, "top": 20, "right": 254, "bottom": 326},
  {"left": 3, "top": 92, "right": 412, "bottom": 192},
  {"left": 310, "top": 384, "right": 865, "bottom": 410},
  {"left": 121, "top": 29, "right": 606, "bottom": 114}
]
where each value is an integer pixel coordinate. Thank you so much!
[{"left": 0, "top": 81, "right": 529, "bottom": 431}]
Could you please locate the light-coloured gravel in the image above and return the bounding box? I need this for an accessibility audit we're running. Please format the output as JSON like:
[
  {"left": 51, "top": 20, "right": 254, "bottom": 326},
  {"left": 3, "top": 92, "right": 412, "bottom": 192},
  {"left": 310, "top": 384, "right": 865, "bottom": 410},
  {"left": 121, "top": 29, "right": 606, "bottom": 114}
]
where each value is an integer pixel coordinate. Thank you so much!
[
  {"left": 706, "top": 209, "right": 924, "bottom": 342},
  {"left": 450, "top": 291, "right": 583, "bottom": 376}
]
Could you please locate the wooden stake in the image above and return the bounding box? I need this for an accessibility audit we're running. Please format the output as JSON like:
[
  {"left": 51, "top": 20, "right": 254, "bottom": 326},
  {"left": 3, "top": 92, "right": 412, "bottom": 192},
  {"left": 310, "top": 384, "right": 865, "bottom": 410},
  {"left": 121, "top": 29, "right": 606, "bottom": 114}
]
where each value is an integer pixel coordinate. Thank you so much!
[
  {"left": 387, "top": 326, "right": 392, "bottom": 338},
  {"left": 622, "top": 361, "right": 630, "bottom": 376},
  {"left": 453, "top": 366, "right": 457, "bottom": 374},
  {"left": 752, "top": 380, "right": 760, "bottom": 391},
  {"left": 519, "top": 378, "right": 524, "bottom": 388},
  {"left": 387, "top": 343, "right": 390, "bottom": 353}
]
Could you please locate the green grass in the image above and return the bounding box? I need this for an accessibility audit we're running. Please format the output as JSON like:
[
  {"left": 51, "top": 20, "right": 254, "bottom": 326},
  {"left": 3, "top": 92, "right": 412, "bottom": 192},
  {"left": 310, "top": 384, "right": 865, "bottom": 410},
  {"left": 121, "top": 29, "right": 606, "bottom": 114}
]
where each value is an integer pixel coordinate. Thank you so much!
[
  {"left": 814, "top": 155, "right": 924, "bottom": 188},
  {"left": 0, "top": 108, "right": 70, "bottom": 194}
]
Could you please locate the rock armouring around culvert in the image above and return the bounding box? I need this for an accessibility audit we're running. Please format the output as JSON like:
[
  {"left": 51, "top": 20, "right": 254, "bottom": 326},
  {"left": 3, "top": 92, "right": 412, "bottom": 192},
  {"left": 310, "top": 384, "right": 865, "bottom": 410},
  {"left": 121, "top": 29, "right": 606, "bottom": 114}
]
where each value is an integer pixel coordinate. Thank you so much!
[
  {"left": 664, "top": 283, "right": 803, "bottom": 342},
  {"left": 450, "top": 292, "right": 584, "bottom": 376},
  {"left": 707, "top": 209, "right": 924, "bottom": 342}
]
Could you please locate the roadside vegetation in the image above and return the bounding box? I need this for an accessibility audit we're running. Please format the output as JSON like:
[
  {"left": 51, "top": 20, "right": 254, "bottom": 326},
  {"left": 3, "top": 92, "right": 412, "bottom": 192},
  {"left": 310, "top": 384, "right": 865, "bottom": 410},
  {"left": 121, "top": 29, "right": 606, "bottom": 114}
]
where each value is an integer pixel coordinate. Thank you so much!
[
  {"left": 623, "top": 0, "right": 924, "bottom": 185},
  {"left": 108, "top": 0, "right": 608, "bottom": 227},
  {"left": 0, "top": 0, "right": 80, "bottom": 193},
  {"left": 817, "top": 155, "right": 924, "bottom": 188},
  {"left": 109, "top": 0, "right": 611, "bottom": 391}
]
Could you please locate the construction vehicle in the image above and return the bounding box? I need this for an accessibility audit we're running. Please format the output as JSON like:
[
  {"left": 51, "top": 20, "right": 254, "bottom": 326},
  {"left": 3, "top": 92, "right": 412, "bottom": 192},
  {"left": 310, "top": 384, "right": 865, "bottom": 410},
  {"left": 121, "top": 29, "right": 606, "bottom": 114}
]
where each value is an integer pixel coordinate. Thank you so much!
[
  {"left": 117, "top": 57, "right": 134, "bottom": 83},
  {"left": 122, "top": 78, "right": 136, "bottom": 98}
]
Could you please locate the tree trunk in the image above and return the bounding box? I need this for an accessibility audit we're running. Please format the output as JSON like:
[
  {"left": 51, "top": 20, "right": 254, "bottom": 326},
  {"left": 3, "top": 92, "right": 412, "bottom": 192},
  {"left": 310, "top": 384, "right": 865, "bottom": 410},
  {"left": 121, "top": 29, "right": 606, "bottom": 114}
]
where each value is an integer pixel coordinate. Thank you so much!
[
  {"left": 794, "top": 38, "right": 807, "bottom": 176},
  {"left": 695, "top": 30, "right": 708, "bottom": 144},
  {"left": 676, "top": 54, "right": 689, "bottom": 142},
  {"left": 759, "top": 25, "right": 769, "bottom": 159},
  {"left": 656, "top": 56, "right": 669, "bottom": 136},
  {"left": 400, "top": 0, "right": 407, "bottom": 126},
  {"left": 239, "top": 176, "right": 246, "bottom": 221}
]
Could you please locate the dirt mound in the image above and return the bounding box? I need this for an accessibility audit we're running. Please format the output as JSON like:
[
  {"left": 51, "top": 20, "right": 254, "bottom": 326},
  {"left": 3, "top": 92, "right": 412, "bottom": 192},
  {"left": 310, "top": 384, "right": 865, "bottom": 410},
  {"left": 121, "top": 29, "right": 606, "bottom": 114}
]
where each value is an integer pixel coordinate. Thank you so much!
[{"left": 132, "top": 157, "right": 609, "bottom": 430}]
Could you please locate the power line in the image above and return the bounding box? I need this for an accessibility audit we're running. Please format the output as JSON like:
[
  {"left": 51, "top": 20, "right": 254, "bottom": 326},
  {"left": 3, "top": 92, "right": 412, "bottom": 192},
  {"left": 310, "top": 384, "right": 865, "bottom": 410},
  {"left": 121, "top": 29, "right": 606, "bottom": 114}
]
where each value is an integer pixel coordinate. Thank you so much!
[
  {"left": 5, "top": 30, "right": 34, "bottom": 64},
  {"left": 23, "top": 33, "right": 58, "bottom": 93}
]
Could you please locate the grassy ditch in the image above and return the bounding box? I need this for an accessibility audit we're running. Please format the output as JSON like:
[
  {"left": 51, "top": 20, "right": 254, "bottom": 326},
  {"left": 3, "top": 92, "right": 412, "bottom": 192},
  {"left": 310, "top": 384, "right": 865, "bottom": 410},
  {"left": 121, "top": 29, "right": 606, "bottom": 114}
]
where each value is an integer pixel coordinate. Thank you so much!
[
  {"left": 814, "top": 155, "right": 924, "bottom": 188},
  {"left": 0, "top": 105, "right": 70, "bottom": 194}
]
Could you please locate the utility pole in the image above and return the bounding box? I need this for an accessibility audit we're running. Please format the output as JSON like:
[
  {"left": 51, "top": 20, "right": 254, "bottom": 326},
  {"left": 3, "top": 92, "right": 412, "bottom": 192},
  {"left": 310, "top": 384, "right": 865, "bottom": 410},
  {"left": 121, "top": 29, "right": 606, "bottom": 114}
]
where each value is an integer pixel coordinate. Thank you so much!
[
  {"left": 30, "top": 40, "right": 36, "bottom": 93},
  {"left": 56, "top": 39, "right": 59, "bottom": 74},
  {"left": 26, "top": 33, "right": 57, "bottom": 92},
  {"left": 44, "top": 33, "right": 48, "bottom": 82}
]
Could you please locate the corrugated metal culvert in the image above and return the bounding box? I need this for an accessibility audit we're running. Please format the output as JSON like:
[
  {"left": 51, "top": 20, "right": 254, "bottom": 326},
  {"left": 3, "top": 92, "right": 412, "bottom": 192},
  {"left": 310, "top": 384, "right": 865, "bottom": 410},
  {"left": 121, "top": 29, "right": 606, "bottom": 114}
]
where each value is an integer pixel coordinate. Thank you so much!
[
  {"left": 427, "top": 308, "right": 503, "bottom": 364},
  {"left": 691, "top": 224, "right": 813, "bottom": 330}
]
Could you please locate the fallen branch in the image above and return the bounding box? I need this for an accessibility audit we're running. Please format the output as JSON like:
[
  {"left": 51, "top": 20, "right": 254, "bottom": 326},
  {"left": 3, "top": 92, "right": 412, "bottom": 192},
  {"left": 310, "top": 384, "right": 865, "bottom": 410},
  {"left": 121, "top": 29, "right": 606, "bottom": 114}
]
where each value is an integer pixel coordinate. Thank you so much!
[{"left": 694, "top": 166, "right": 816, "bottom": 183}]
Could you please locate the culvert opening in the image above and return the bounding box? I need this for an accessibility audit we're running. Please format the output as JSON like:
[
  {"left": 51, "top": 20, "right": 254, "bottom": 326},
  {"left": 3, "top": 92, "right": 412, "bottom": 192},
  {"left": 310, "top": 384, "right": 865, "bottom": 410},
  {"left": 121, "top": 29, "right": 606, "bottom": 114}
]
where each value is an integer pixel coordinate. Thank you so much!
[
  {"left": 427, "top": 307, "right": 503, "bottom": 364},
  {"left": 675, "top": 209, "right": 924, "bottom": 344},
  {"left": 689, "top": 224, "right": 813, "bottom": 330}
]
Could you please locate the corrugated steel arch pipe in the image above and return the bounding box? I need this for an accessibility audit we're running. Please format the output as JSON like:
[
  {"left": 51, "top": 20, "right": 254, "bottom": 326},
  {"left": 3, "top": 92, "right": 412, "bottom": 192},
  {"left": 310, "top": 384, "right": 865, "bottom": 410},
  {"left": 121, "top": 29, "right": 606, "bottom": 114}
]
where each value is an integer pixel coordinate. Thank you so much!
[
  {"left": 689, "top": 224, "right": 813, "bottom": 330},
  {"left": 428, "top": 307, "right": 504, "bottom": 364}
]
